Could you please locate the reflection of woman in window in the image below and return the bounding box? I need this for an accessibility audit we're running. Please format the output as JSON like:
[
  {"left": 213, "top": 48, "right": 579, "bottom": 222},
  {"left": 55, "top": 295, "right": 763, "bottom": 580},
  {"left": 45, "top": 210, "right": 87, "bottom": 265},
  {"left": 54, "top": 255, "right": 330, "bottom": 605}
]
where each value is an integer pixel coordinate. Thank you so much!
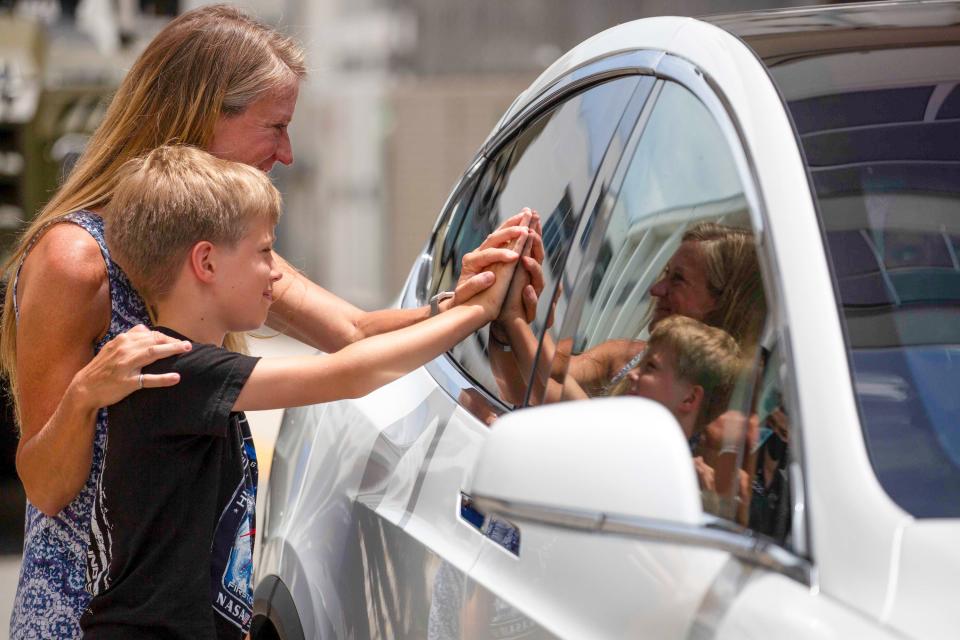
[
  {"left": 490, "top": 222, "right": 766, "bottom": 403},
  {"left": 577, "top": 222, "right": 766, "bottom": 395}
]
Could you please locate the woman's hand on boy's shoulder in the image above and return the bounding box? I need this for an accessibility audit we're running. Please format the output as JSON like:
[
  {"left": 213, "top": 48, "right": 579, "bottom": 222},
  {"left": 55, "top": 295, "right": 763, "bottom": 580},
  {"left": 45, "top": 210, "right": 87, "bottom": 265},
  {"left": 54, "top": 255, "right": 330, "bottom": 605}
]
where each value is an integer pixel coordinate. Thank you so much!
[{"left": 71, "top": 325, "right": 192, "bottom": 410}]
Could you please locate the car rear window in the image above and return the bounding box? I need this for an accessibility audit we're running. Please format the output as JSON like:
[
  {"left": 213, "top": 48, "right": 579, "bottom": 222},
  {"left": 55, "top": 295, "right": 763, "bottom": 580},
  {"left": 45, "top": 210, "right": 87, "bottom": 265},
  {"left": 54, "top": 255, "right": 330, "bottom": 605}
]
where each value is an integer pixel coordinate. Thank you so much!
[{"left": 769, "top": 45, "right": 960, "bottom": 517}]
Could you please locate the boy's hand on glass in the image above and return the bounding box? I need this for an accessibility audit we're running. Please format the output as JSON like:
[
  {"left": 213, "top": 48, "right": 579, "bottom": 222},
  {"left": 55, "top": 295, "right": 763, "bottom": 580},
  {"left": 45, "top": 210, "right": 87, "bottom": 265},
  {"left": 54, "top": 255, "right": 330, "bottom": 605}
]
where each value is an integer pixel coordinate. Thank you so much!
[
  {"left": 474, "top": 231, "right": 530, "bottom": 322},
  {"left": 450, "top": 209, "right": 542, "bottom": 313}
]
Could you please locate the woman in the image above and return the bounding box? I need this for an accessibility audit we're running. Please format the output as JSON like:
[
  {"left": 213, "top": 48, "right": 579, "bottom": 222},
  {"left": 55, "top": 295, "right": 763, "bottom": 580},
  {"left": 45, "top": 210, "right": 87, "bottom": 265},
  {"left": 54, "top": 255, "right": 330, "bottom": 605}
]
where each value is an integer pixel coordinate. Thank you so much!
[{"left": 2, "top": 6, "right": 527, "bottom": 637}]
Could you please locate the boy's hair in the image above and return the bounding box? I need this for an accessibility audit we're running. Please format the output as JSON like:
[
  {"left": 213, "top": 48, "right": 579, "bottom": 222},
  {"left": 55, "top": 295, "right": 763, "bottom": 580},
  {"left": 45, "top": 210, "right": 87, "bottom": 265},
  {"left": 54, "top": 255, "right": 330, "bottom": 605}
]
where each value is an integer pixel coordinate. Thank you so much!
[
  {"left": 105, "top": 145, "right": 281, "bottom": 302},
  {"left": 647, "top": 315, "right": 743, "bottom": 433}
]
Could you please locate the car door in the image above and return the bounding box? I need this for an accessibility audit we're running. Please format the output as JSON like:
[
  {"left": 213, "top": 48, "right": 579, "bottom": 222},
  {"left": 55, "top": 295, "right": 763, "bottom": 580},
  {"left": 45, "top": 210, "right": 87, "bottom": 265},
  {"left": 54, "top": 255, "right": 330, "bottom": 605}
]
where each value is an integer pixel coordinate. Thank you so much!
[
  {"left": 333, "top": 74, "right": 653, "bottom": 639},
  {"left": 460, "top": 58, "right": 806, "bottom": 639}
]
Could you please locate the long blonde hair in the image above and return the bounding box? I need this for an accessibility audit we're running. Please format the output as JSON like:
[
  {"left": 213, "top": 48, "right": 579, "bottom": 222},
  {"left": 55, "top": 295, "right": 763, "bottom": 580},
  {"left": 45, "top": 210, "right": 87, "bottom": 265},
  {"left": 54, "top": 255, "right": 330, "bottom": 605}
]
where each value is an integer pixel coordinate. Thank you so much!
[
  {"left": 683, "top": 222, "right": 766, "bottom": 350},
  {"left": 1, "top": 4, "right": 305, "bottom": 417}
]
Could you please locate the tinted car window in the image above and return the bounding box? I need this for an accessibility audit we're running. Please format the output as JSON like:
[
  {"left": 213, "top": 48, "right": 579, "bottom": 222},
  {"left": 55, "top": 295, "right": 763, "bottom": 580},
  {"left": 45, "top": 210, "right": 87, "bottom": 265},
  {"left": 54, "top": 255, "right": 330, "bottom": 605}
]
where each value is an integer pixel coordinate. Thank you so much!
[
  {"left": 515, "top": 81, "right": 784, "bottom": 537},
  {"left": 439, "top": 76, "right": 643, "bottom": 406},
  {"left": 771, "top": 45, "right": 960, "bottom": 517}
]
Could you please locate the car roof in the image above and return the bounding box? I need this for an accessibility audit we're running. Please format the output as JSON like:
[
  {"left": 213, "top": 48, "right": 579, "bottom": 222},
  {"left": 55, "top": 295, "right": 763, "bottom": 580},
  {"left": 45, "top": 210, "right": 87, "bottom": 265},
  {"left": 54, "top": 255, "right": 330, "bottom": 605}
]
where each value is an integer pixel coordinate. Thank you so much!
[
  {"left": 704, "top": 0, "right": 960, "bottom": 67},
  {"left": 494, "top": 1, "right": 960, "bottom": 133}
]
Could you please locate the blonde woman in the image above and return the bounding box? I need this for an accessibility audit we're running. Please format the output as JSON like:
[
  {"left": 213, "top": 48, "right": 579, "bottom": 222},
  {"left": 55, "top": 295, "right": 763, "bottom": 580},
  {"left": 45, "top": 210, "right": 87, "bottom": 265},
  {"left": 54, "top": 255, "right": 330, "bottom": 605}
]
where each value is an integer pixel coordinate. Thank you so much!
[{"left": 3, "top": 6, "right": 528, "bottom": 637}]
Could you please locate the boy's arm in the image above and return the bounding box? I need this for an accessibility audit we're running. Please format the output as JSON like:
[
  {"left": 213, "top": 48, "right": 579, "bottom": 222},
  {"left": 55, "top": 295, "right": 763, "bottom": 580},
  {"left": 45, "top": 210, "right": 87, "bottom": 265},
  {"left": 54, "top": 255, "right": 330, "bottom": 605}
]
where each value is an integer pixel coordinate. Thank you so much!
[
  {"left": 236, "top": 301, "right": 492, "bottom": 411},
  {"left": 499, "top": 318, "right": 590, "bottom": 404},
  {"left": 265, "top": 212, "right": 534, "bottom": 352},
  {"left": 241, "top": 213, "right": 532, "bottom": 411}
]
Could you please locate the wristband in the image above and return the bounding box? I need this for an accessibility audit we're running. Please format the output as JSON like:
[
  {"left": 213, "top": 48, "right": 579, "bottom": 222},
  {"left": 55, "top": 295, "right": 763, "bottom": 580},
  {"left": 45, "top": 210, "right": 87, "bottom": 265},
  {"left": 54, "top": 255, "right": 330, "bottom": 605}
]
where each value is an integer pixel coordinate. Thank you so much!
[
  {"left": 429, "top": 291, "right": 455, "bottom": 317},
  {"left": 488, "top": 329, "right": 511, "bottom": 352}
]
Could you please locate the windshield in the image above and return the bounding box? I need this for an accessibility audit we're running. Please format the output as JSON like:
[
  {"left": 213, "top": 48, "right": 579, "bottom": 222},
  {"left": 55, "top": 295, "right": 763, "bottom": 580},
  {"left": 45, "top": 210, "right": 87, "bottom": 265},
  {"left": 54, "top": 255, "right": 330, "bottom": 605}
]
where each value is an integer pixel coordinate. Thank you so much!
[{"left": 770, "top": 44, "right": 960, "bottom": 517}]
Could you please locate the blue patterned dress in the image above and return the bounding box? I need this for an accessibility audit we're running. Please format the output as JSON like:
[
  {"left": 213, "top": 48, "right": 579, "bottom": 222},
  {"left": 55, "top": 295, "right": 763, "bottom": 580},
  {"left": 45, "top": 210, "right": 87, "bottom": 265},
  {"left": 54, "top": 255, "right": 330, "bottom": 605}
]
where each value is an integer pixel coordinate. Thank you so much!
[{"left": 9, "top": 211, "right": 149, "bottom": 640}]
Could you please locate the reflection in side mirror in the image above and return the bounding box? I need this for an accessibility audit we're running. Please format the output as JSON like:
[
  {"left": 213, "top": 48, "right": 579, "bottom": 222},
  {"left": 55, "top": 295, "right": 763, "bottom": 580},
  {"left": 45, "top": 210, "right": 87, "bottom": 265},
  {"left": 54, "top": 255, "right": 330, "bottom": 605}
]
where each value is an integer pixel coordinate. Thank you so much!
[{"left": 466, "top": 397, "right": 703, "bottom": 525}]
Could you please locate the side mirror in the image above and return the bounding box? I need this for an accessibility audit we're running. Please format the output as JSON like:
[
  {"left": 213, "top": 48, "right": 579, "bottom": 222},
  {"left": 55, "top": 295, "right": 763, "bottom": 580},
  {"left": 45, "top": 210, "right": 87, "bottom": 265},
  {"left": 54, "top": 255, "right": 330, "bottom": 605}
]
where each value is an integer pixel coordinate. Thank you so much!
[
  {"left": 465, "top": 397, "right": 813, "bottom": 584},
  {"left": 466, "top": 397, "right": 703, "bottom": 525}
]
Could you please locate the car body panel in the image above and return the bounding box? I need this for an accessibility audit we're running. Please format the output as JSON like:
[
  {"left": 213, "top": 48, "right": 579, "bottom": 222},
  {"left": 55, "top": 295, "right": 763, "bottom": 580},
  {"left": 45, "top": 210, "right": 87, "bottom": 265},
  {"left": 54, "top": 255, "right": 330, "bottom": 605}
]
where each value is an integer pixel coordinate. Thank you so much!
[
  {"left": 256, "top": 4, "right": 959, "bottom": 638},
  {"left": 886, "top": 520, "right": 960, "bottom": 637},
  {"left": 716, "top": 573, "right": 905, "bottom": 640},
  {"left": 470, "top": 525, "right": 728, "bottom": 639}
]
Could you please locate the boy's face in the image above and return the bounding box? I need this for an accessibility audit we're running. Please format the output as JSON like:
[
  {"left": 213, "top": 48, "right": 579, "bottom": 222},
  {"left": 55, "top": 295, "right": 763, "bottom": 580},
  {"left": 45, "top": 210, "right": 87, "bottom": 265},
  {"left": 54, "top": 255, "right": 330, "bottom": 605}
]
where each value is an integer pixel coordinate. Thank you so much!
[
  {"left": 213, "top": 218, "right": 282, "bottom": 332},
  {"left": 626, "top": 344, "right": 692, "bottom": 418}
]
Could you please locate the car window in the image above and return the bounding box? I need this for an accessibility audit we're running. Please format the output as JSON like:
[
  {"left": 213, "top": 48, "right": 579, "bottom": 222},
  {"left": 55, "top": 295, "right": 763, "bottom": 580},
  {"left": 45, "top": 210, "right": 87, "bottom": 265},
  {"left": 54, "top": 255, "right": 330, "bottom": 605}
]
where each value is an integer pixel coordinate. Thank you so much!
[
  {"left": 510, "top": 80, "right": 790, "bottom": 540},
  {"left": 424, "top": 171, "right": 480, "bottom": 301},
  {"left": 771, "top": 45, "right": 960, "bottom": 517},
  {"left": 438, "top": 76, "right": 644, "bottom": 409}
]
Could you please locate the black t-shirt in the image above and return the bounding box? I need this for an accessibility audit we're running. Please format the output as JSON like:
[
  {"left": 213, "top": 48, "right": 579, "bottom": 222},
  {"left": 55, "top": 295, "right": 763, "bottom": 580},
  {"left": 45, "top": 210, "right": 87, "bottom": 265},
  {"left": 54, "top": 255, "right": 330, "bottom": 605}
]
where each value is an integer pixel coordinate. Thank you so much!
[{"left": 81, "top": 327, "right": 260, "bottom": 640}]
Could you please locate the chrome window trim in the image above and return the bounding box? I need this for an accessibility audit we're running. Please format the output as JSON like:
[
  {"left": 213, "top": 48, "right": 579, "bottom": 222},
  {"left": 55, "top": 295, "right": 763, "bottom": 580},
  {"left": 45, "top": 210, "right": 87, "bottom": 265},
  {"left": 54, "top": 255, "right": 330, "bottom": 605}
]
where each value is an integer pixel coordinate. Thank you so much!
[
  {"left": 472, "top": 494, "right": 814, "bottom": 587},
  {"left": 484, "top": 50, "right": 664, "bottom": 157},
  {"left": 424, "top": 352, "right": 510, "bottom": 417}
]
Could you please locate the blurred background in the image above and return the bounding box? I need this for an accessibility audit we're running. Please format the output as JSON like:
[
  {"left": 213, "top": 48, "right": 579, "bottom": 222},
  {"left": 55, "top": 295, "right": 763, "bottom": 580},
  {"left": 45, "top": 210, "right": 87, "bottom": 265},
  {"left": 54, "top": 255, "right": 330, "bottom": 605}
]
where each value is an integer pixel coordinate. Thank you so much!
[{"left": 0, "top": 0, "right": 836, "bottom": 633}]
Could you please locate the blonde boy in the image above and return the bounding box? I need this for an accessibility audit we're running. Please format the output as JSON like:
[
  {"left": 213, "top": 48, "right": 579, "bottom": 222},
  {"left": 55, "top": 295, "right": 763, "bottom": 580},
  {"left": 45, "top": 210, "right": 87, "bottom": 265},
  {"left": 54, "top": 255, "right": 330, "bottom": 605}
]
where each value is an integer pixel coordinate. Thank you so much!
[
  {"left": 82, "top": 145, "right": 519, "bottom": 640},
  {"left": 619, "top": 315, "right": 742, "bottom": 440}
]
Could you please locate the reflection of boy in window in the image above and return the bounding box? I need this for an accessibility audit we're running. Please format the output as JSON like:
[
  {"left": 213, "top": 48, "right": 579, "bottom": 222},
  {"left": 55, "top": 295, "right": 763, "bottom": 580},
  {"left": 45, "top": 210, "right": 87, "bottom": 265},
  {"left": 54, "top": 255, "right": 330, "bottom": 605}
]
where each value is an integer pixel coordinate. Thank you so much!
[{"left": 610, "top": 315, "right": 742, "bottom": 442}]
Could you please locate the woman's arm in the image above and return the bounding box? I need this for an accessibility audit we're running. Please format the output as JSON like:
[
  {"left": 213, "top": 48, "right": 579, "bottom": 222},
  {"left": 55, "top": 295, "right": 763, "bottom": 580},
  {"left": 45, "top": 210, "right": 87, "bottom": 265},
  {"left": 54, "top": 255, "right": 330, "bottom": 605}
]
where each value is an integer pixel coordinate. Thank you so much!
[
  {"left": 566, "top": 339, "right": 646, "bottom": 395},
  {"left": 236, "top": 256, "right": 518, "bottom": 411},
  {"left": 265, "top": 212, "right": 535, "bottom": 353},
  {"left": 14, "top": 225, "right": 188, "bottom": 515}
]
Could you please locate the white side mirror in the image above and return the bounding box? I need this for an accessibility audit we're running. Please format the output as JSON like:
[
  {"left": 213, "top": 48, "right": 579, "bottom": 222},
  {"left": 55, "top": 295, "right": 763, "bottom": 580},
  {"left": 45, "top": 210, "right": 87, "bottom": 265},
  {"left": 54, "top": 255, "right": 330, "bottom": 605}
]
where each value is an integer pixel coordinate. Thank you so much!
[{"left": 466, "top": 397, "right": 703, "bottom": 525}]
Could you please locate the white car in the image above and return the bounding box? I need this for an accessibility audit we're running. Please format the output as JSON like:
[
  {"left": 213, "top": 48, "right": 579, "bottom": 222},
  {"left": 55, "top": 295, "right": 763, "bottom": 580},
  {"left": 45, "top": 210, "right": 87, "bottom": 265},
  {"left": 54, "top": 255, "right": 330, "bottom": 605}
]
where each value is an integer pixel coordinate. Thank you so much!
[{"left": 253, "top": 3, "right": 960, "bottom": 638}]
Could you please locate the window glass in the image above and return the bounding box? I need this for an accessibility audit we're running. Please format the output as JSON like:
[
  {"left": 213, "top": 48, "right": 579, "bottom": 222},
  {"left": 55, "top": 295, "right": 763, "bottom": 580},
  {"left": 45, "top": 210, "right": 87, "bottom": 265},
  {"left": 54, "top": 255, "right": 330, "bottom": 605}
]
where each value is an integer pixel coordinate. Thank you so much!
[
  {"left": 509, "top": 81, "right": 787, "bottom": 540},
  {"left": 573, "top": 82, "right": 749, "bottom": 358},
  {"left": 440, "top": 76, "right": 643, "bottom": 407},
  {"left": 770, "top": 45, "right": 960, "bottom": 517},
  {"left": 427, "top": 172, "right": 480, "bottom": 297}
]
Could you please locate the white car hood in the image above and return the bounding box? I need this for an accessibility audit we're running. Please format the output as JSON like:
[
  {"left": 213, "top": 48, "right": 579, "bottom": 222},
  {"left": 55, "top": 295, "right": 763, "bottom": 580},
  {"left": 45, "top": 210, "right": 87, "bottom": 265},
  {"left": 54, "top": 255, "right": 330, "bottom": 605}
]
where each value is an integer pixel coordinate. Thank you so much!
[{"left": 885, "top": 519, "right": 960, "bottom": 638}]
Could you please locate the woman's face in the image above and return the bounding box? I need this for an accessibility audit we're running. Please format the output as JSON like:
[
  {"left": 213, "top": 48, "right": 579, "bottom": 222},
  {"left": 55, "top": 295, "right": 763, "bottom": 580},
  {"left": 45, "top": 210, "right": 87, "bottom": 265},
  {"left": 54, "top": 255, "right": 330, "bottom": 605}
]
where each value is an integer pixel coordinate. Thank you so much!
[
  {"left": 208, "top": 77, "right": 299, "bottom": 172},
  {"left": 649, "top": 241, "right": 716, "bottom": 327}
]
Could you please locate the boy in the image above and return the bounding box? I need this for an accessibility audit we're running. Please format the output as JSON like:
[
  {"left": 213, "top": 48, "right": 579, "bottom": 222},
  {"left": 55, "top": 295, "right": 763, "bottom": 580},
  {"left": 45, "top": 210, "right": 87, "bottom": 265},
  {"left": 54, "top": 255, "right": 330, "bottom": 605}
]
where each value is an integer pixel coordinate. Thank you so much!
[
  {"left": 615, "top": 315, "right": 748, "bottom": 521},
  {"left": 80, "top": 145, "right": 523, "bottom": 639},
  {"left": 616, "top": 315, "right": 742, "bottom": 441}
]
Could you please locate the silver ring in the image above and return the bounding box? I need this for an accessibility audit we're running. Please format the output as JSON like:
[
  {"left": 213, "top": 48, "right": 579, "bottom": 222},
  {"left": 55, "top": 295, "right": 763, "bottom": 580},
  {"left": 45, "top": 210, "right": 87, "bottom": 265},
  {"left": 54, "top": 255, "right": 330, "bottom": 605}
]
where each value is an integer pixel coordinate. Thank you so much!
[{"left": 137, "top": 373, "right": 144, "bottom": 390}]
